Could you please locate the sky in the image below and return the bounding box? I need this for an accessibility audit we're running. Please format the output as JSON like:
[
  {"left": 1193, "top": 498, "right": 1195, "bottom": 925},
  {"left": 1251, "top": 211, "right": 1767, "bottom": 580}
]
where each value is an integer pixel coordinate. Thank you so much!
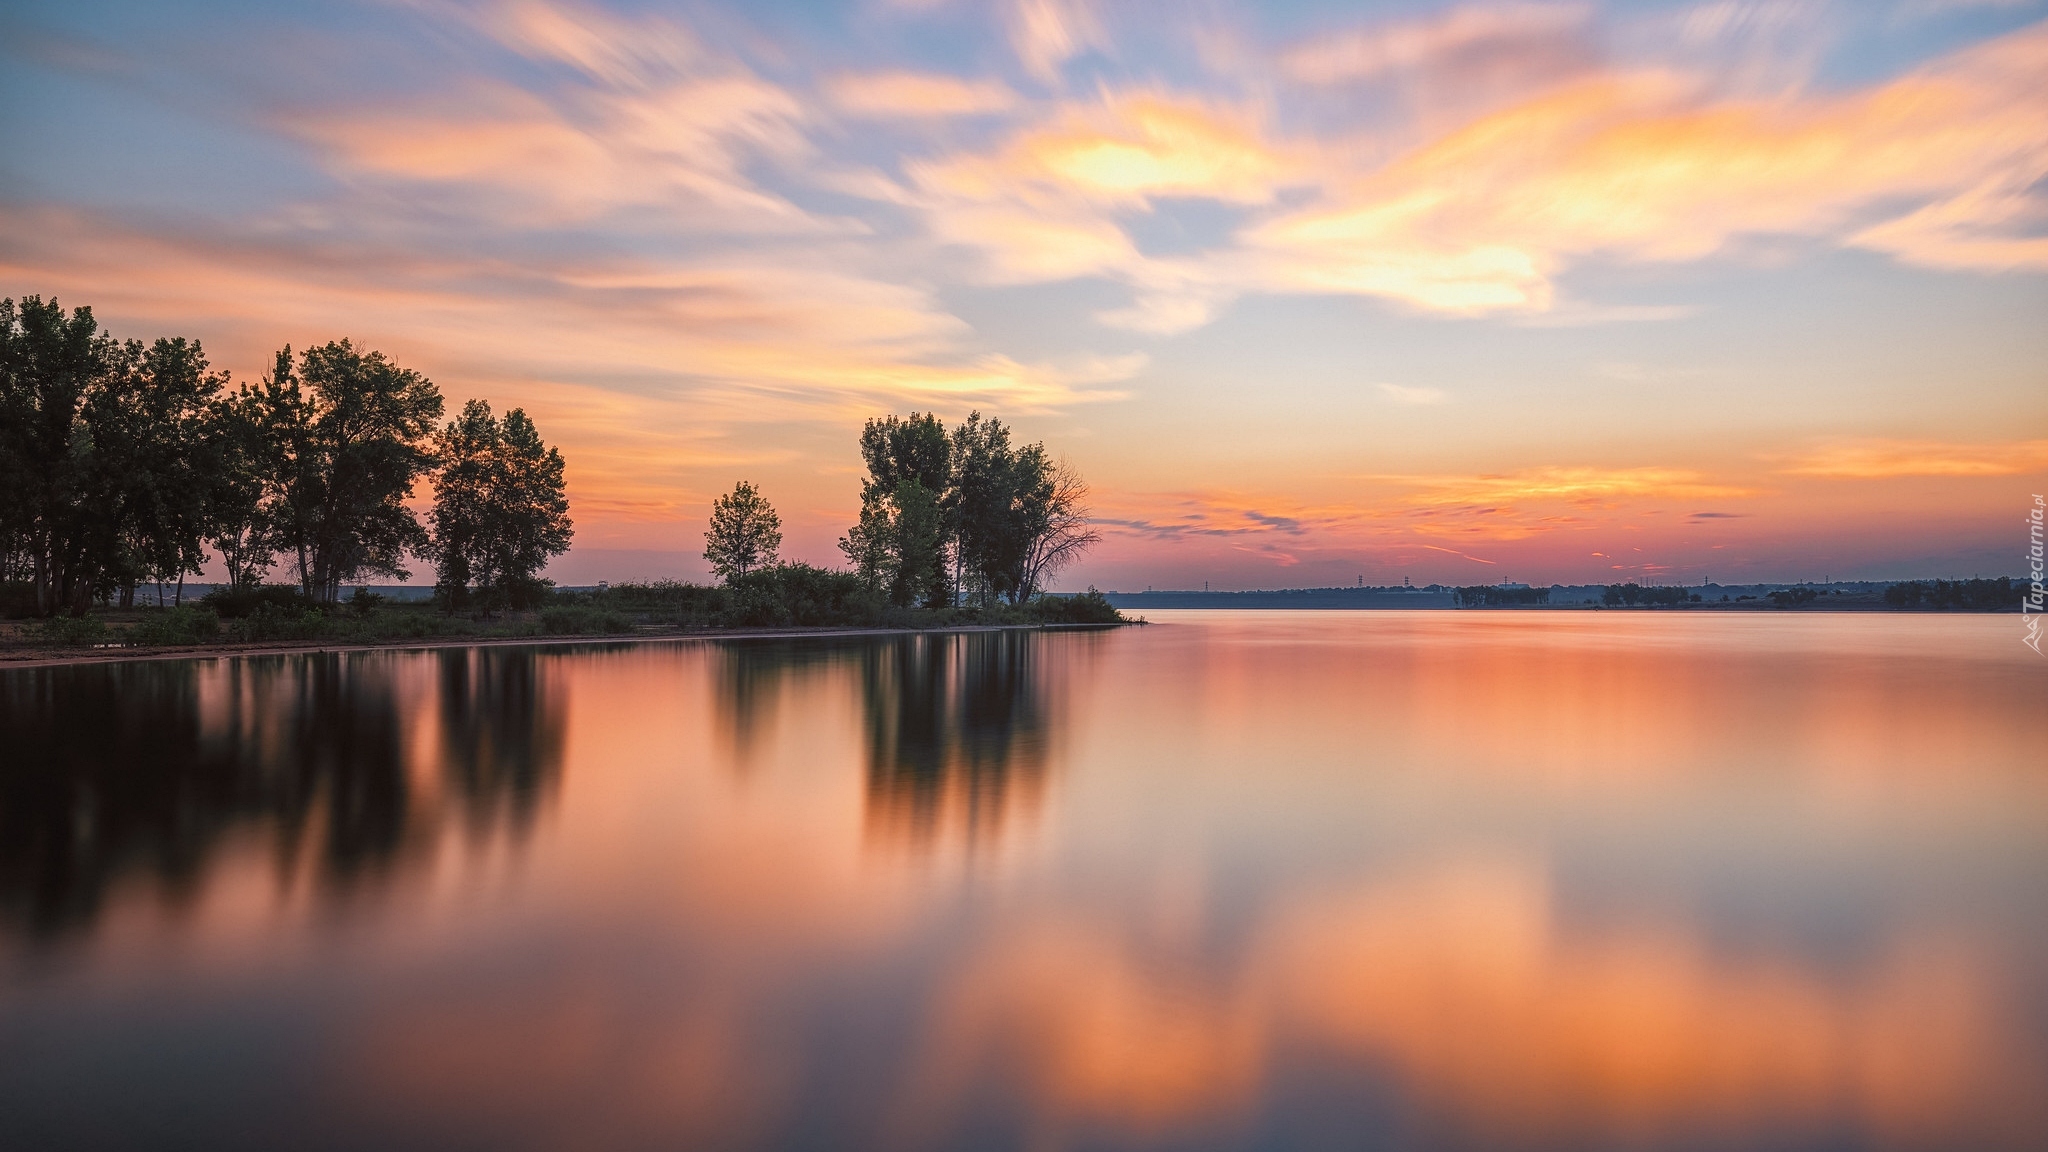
[{"left": 2, "top": 0, "right": 2045, "bottom": 590}]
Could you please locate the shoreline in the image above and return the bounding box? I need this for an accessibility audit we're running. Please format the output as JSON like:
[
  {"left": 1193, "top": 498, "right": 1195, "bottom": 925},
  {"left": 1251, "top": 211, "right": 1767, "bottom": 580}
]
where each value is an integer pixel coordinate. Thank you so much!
[{"left": 0, "top": 621, "right": 1131, "bottom": 671}]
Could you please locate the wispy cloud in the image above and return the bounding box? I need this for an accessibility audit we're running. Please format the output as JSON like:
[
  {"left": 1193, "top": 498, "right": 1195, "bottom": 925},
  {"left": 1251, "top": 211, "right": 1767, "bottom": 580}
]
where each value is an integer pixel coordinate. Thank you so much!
[
  {"left": 1378, "top": 382, "right": 1450, "bottom": 405},
  {"left": 1779, "top": 439, "right": 2048, "bottom": 478},
  {"left": 826, "top": 71, "right": 1019, "bottom": 118}
]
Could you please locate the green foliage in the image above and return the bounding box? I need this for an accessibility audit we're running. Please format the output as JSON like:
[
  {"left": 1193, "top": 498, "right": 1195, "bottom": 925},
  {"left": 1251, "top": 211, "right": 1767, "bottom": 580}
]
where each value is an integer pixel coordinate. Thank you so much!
[
  {"left": 1026, "top": 588, "right": 1124, "bottom": 625},
  {"left": 722, "top": 564, "right": 882, "bottom": 627},
  {"left": 846, "top": 410, "right": 1098, "bottom": 609},
  {"left": 704, "top": 481, "right": 783, "bottom": 580},
  {"left": 260, "top": 339, "right": 444, "bottom": 603},
  {"left": 889, "top": 477, "right": 947, "bottom": 608},
  {"left": 1768, "top": 587, "right": 1819, "bottom": 608},
  {"left": 23, "top": 614, "right": 111, "bottom": 646},
  {"left": 1454, "top": 585, "right": 1552, "bottom": 607},
  {"left": 131, "top": 606, "right": 221, "bottom": 646},
  {"left": 0, "top": 295, "right": 216, "bottom": 615},
  {"left": 427, "top": 400, "right": 572, "bottom": 615}
]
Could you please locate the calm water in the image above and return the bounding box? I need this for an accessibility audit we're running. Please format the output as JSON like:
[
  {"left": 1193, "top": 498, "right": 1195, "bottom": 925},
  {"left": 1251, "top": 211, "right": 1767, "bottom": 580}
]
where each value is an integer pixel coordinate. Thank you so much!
[{"left": 2, "top": 612, "right": 2044, "bottom": 1150}]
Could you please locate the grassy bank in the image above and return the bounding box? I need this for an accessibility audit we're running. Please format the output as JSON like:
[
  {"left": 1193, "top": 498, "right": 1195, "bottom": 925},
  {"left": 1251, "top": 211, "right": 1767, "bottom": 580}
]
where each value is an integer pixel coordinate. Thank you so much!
[{"left": 0, "top": 568, "right": 1129, "bottom": 657}]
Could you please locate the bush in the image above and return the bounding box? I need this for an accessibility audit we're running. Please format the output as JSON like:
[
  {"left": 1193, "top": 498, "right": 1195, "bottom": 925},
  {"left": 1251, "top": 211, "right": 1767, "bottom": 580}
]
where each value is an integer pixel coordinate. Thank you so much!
[
  {"left": 1768, "top": 588, "right": 1819, "bottom": 609},
  {"left": 201, "top": 583, "right": 317, "bottom": 619},
  {"left": 228, "top": 600, "right": 328, "bottom": 642},
  {"left": 131, "top": 606, "right": 221, "bottom": 646},
  {"left": 721, "top": 564, "right": 881, "bottom": 628},
  {"left": 23, "top": 614, "right": 111, "bottom": 646},
  {"left": 346, "top": 588, "right": 386, "bottom": 617},
  {"left": 1028, "top": 588, "right": 1124, "bottom": 624},
  {"left": 540, "top": 605, "right": 636, "bottom": 635}
]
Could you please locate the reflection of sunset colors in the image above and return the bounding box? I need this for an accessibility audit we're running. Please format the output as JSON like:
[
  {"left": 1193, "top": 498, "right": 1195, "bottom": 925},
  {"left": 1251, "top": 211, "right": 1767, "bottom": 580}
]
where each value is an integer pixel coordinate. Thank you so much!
[
  {"left": 6, "top": 617, "right": 2041, "bottom": 1147},
  {"left": 911, "top": 862, "right": 2042, "bottom": 1147},
  {"left": 3, "top": 0, "right": 2042, "bottom": 587}
]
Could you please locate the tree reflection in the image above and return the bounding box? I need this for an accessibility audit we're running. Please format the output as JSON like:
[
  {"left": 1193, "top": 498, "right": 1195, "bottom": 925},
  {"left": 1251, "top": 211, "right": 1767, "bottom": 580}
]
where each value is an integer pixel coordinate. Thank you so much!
[
  {"left": 437, "top": 648, "right": 567, "bottom": 842},
  {"left": 0, "top": 649, "right": 565, "bottom": 940},
  {"left": 858, "top": 632, "right": 1054, "bottom": 853}
]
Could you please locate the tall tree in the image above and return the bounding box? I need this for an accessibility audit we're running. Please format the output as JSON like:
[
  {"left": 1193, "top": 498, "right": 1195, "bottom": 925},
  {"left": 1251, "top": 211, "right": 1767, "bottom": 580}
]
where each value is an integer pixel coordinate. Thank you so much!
[
  {"left": 889, "top": 477, "right": 946, "bottom": 608},
  {"left": 0, "top": 296, "right": 125, "bottom": 615},
  {"left": 204, "top": 374, "right": 281, "bottom": 589},
  {"left": 491, "top": 408, "right": 572, "bottom": 603},
  {"left": 260, "top": 340, "right": 443, "bottom": 602},
  {"left": 704, "top": 481, "right": 782, "bottom": 580},
  {"left": 99, "top": 337, "right": 226, "bottom": 604},
  {"left": 427, "top": 401, "right": 573, "bottom": 613}
]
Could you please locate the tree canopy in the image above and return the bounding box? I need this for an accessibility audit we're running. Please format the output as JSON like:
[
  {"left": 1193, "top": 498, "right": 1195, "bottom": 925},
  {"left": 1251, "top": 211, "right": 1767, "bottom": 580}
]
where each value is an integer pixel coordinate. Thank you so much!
[{"left": 705, "top": 481, "right": 783, "bottom": 581}]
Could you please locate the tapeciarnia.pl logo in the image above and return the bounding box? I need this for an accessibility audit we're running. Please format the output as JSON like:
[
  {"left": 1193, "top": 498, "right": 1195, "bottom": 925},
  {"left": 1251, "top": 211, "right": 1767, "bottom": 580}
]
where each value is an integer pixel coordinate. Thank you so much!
[{"left": 2025, "top": 494, "right": 2044, "bottom": 656}]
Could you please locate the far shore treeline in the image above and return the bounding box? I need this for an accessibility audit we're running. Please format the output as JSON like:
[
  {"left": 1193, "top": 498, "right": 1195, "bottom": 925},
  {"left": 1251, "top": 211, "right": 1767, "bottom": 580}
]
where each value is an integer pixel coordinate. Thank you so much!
[{"left": 1, "top": 295, "right": 1120, "bottom": 649}]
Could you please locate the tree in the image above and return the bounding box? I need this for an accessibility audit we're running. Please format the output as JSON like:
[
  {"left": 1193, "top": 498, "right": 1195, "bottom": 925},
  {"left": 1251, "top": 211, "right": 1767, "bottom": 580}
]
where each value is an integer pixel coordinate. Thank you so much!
[
  {"left": 0, "top": 296, "right": 129, "bottom": 615},
  {"left": 98, "top": 337, "right": 225, "bottom": 605},
  {"left": 705, "top": 481, "right": 781, "bottom": 580},
  {"left": 488, "top": 408, "right": 572, "bottom": 605},
  {"left": 204, "top": 373, "right": 282, "bottom": 589},
  {"left": 259, "top": 340, "right": 444, "bottom": 602},
  {"left": 1014, "top": 458, "right": 1099, "bottom": 602},
  {"left": 890, "top": 477, "right": 947, "bottom": 608},
  {"left": 838, "top": 498, "right": 896, "bottom": 595},
  {"left": 428, "top": 400, "right": 573, "bottom": 613}
]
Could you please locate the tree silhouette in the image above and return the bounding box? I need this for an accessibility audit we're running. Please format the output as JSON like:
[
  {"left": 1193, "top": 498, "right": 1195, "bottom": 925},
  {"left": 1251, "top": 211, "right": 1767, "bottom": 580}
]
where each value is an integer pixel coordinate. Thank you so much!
[{"left": 704, "top": 480, "right": 782, "bottom": 580}]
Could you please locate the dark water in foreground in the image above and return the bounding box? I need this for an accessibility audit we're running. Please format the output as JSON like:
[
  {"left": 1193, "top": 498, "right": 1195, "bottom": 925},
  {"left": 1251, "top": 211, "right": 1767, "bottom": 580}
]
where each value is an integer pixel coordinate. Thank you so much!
[{"left": 1, "top": 612, "right": 2044, "bottom": 1150}]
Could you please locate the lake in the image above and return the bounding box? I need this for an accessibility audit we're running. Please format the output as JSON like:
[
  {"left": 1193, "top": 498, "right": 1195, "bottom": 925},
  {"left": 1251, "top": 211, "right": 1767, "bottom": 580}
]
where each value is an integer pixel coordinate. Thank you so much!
[{"left": 2, "top": 612, "right": 2043, "bottom": 1150}]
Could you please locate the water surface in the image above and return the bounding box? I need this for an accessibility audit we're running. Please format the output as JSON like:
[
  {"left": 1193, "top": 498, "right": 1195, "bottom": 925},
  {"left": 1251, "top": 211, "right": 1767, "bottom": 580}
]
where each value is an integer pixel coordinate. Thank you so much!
[{"left": 2, "top": 612, "right": 2044, "bottom": 1150}]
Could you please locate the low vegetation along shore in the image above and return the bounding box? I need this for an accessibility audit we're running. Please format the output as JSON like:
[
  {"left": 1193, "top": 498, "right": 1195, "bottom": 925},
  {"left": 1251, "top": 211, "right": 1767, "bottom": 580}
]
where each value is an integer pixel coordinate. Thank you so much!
[{"left": 2, "top": 295, "right": 1127, "bottom": 660}]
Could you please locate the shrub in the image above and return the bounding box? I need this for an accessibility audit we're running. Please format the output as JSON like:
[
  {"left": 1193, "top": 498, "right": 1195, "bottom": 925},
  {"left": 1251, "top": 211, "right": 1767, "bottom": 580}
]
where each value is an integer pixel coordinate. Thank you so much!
[
  {"left": 23, "top": 614, "right": 111, "bottom": 646},
  {"left": 131, "top": 606, "right": 221, "bottom": 646},
  {"left": 346, "top": 588, "right": 387, "bottom": 617},
  {"left": 720, "top": 564, "right": 881, "bottom": 628},
  {"left": 228, "top": 600, "right": 328, "bottom": 642},
  {"left": 540, "top": 606, "right": 635, "bottom": 635},
  {"left": 1028, "top": 588, "right": 1124, "bottom": 624},
  {"left": 201, "top": 583, "right": 317, "bottom": 619}
]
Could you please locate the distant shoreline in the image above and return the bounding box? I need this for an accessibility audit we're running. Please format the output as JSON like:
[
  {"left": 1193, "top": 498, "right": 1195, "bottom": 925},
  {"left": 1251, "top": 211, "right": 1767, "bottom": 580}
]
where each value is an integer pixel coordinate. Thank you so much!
[{"left": 0, "top": 621, "right": 1130, "bottom": 672}]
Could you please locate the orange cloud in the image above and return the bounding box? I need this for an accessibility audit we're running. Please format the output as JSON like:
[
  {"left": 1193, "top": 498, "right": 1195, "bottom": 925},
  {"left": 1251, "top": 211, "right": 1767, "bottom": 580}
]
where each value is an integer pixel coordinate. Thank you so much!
[
  {"left": 1251, "top": 19, "right": 2048, "bottom": 311},
  {"left": 1779, "top": 439, "right": 2048, "bottom": 479},
  {"left": 826, "top": 71, "right": 1018, "bottom": 118}
]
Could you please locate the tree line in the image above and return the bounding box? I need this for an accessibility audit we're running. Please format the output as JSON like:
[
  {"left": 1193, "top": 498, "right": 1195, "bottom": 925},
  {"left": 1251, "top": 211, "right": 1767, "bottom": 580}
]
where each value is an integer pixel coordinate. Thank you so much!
[
  {"left": 703, "top": 411, "right": 1099, "bottom": 609},
  {"left": 1, "top": 296, "right": 571, "bottom": 617}
]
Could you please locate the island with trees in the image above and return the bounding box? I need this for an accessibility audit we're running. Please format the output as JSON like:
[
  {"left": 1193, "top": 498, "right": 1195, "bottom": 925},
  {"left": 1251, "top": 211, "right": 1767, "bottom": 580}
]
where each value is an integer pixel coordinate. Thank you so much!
[{"left": 0, "top": 295, "right": 1123, "bottom": 658}]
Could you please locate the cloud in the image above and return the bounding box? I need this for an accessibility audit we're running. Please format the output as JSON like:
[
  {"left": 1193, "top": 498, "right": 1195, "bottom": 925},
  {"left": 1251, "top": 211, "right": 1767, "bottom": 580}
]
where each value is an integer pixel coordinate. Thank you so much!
[
  {"left": 1378, "top": 382, "right": 1451, "bottom": 405},
  {"left": 825, "top": 71, "right": 1019, "bottom": 118},
  {"left": 1391, "top": 467, "right": 1759, "bottom": 506},
  {"left": 1249, "top": 20, "right": 2048, "bottom": 313},
  {"left": 1779, "top": 439, "right": 2048, "bottom": 478},
  {"left": 1283, "top": 2, "right": 1593, "bottom": 85},
  {"left": 456, "top": 0, "right": 701, "bottom": 88},
  {"left": 1007, "top": 0, "right": 1105, "bottom": 83}
]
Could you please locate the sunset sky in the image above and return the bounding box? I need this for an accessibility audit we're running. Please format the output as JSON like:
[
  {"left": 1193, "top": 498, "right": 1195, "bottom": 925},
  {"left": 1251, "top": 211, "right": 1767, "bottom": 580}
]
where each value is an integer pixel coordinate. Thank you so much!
[{"left": 3, "top": 0, "right": 2044, "bottom": 589}]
